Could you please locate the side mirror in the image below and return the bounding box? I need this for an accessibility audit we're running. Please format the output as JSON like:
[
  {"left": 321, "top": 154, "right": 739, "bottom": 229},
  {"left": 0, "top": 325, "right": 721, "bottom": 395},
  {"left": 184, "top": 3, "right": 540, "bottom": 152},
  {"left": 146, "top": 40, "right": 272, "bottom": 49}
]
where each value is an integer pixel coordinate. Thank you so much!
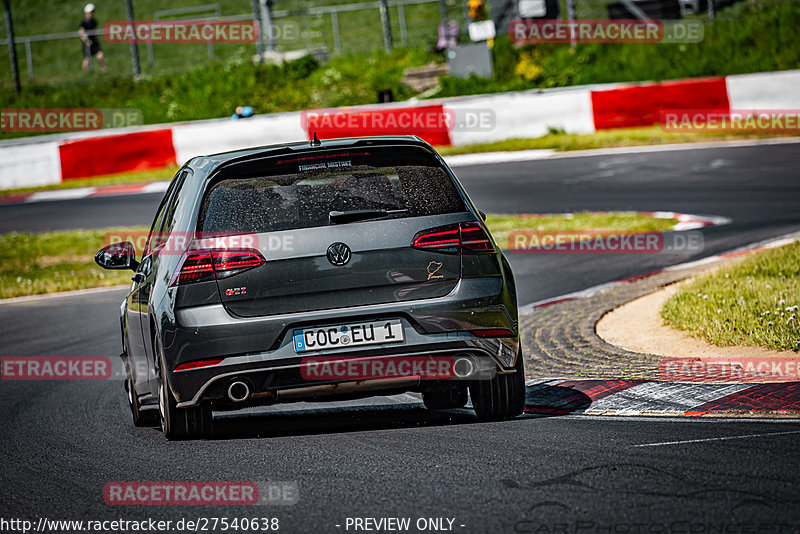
[
  {"left": 95, "top": 241, "right": 139, "bottom": 271},
  {"left": 479, "top": 210, "right": 487, "bottom": 221}
]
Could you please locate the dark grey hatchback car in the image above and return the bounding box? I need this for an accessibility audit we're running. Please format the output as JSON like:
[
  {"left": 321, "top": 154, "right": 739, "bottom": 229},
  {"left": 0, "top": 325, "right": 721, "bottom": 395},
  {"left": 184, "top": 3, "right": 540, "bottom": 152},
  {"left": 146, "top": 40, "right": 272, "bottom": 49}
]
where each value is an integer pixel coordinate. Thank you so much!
[{"left": 96, "top": 136, "right": 525, "bottom": 439}]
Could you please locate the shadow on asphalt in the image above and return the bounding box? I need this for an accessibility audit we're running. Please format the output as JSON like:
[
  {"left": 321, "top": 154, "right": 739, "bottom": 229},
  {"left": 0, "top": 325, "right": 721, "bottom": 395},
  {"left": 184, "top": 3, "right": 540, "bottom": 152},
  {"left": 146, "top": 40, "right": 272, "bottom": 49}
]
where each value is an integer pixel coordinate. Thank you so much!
[
  {"left": 133, "top": 383, "right": 594, "bottom": 440},
  {"left": 523, "top": 383, "right": 593, "bottom": 416},
  {"left": 149, "top": 383, "right": 591, "bottom": 440},
  {"left": 206, "top": 404, "right": 490, "bottom": 440}
]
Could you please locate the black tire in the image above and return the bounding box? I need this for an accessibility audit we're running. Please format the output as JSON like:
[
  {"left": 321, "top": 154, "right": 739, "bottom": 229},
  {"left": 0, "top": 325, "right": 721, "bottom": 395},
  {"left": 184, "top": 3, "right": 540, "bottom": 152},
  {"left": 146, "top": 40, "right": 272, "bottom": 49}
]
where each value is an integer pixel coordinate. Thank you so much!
[
  {"left": 156, "top": 340, "right": 213, "bottom": 440},
  {"left": 127, "top": 377, "right": 158, "bottom": 427},
  {"left": 422, "top": 386, "right": 468, "bottom": 410},
  {"left": 469, "top": 348, "right": 526, "bottom": 420}
]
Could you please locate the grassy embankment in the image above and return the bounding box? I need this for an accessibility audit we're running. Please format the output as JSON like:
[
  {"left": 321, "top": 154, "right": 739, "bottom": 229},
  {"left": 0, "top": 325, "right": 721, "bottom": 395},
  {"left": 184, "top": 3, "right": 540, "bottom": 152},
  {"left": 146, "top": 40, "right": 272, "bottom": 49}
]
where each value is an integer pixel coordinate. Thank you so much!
[
  {"left": 0, "top": 212, "right": 677, "bottom": 298},
  {"left": 662, "top": 241, "right": 800, "bottom": 352}
]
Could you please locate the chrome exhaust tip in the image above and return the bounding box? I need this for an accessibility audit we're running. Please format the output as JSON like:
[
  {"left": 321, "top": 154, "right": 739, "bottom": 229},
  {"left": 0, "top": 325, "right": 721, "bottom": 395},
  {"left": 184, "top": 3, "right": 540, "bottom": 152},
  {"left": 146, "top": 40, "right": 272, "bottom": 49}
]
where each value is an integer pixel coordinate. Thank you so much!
[
  {"left": 227, "top": 380, "right": 250, "bottom": 402},
  {"left": 453, "top": 357, "right": 475, "bottom": 379}
]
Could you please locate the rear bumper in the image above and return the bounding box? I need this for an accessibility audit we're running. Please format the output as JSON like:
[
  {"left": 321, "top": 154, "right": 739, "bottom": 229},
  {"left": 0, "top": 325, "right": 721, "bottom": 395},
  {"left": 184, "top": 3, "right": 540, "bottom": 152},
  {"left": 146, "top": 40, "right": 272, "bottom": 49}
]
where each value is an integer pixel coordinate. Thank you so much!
[
  {"left": 173, "top": 340, "right": 516, "bottom": 408},
  {"left": 166, "top": 277, "right": 518, "bottom": 406}
]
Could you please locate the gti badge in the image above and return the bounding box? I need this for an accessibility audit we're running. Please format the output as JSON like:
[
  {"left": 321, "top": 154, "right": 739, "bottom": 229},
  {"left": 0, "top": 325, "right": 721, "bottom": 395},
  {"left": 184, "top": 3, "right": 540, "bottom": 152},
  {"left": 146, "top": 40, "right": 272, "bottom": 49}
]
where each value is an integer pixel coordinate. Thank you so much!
[
  {"left": 225, "top": 287, "right": 247, "bottom": 296},
  {"left": 327, "top": 242, "right": 352, "bottom": 266}
]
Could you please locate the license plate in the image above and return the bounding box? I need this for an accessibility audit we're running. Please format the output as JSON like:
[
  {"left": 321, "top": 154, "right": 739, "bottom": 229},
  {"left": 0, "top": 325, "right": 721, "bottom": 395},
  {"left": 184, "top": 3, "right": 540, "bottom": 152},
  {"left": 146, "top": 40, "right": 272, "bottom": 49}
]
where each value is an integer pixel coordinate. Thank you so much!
[{"left": 293, "top": 320, "right": 403, "bottom": 353}]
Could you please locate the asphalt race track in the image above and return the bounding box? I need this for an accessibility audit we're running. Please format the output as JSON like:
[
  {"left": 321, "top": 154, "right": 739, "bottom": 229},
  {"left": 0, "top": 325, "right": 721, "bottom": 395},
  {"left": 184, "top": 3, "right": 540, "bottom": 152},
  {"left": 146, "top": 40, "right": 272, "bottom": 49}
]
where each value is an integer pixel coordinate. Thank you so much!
[{"left": 1, "top": 141, "right": 800, "bottom": 532}]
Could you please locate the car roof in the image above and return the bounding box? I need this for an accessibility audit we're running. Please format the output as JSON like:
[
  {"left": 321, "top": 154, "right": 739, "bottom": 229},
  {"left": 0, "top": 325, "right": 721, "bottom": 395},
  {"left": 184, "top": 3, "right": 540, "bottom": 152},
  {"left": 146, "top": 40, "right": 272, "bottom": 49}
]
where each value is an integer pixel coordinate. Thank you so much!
[{"left": 186, "top": 135, "right": 435, "bottom": 173}]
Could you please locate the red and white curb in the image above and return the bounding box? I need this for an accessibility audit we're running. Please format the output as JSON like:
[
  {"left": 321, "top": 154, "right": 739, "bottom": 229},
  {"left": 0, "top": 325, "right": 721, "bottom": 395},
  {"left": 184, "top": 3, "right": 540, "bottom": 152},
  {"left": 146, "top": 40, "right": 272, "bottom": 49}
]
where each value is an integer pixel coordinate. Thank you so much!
[
  {"left": 3, "top": 136, "right": 800, "bottom": 205},
  {"left": 524, "top": 379, "right": 800, "bottom": 416},
  {"left": 518, "top": 231, "right": 800, "bottom": 315},
  {"left": 2, "top": 69, "right": 799, "bottom": 190}
]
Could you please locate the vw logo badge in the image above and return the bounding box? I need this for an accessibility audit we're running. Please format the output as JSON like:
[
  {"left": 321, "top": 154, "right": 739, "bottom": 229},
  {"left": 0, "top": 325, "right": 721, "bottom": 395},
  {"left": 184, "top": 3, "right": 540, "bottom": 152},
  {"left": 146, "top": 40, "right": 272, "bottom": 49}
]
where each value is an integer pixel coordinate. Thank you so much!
[{"left": 326, "top": 242, "right": 351, "bottom": 266}]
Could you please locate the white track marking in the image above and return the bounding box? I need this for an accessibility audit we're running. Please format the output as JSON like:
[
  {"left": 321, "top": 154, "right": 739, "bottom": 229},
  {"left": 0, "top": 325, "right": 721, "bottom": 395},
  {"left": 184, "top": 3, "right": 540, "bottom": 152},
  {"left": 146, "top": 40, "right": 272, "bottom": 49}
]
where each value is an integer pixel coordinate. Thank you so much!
[
  {"left": 584, "top": 382, "right": 751, "bottom": 416},
  {"left": 445, "top": 137, "right": 800, "bottom": 167},
  {"left": 633, "top": 430, "right": 800, "bottom": 447},
  {"left": 518, "top": 230, "right": 800, "bottom": 315},
  {"left": 0, "top": 284, "right": 129, "bottom": 305},
  {"left": 444, "top": 149, "right": 556, "bottom": 167}
]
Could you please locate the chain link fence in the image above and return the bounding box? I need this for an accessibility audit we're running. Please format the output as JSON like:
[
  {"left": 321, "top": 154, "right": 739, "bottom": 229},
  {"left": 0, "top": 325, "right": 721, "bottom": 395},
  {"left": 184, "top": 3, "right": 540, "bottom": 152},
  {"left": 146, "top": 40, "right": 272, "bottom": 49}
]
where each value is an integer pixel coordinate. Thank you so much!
[
  {"left": 1, "top": 0, "right": 465, "bottom": 88},
  {"left": 1, "top": 0, "right": 746, "bottom": 88}
]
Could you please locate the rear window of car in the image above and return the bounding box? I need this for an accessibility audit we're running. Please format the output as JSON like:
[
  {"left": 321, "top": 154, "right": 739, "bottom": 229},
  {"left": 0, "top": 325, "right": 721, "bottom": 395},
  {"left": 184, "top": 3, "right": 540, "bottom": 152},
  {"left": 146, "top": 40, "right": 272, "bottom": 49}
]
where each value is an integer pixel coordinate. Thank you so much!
[{"left": 198, "top": 145, "right": 467, "bottom": 234}]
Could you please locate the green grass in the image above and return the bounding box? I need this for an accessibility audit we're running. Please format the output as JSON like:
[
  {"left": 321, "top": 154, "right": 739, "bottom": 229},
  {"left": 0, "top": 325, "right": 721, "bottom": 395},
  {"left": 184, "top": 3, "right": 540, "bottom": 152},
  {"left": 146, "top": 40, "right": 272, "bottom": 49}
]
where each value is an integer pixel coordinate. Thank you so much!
[
  {"left": 0, "top": 48, "right": 434, "bottom": 140},
  {"left": 0, "top": 0, "right": 455, "bottom": 86},
  {"left": 2, "top": 0, "right": 798, "bottom": 134},
  {"left": 435, "top": 0, "right": 800, "bottom": 98},
  {"left": 0, "top": 213, "right": 675, "bottom": 298},
  {"left": 485, "top": 212, "right": 678, "bottom": 250},
  {"left": 662, "top": 241, "right": 800, "bottom": 352},
  {"left": 0, "top": 227, "right": 146, "bottom": 299},
  {"left": 0, "top": 166, "right": 178, "bottom": 196},
  {"left": 436, "top": 126, "right": 796, "bottom": 156}
]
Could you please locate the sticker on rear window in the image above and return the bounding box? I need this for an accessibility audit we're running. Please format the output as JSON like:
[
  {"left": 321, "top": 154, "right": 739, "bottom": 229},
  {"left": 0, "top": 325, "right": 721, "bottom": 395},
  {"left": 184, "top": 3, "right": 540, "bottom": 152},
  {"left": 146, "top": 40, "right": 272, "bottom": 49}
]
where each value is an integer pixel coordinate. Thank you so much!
[{"left": 299, "top": 160, "right": 352, "bottom": 172}]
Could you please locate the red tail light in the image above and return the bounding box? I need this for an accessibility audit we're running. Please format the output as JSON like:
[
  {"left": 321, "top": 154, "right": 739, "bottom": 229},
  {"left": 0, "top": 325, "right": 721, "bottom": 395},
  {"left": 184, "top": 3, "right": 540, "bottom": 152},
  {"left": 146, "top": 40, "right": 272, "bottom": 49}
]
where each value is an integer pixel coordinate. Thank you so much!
[
  {"left": 411, "top": 221, "right": 495, "bottom": 254},
  {"left": 174, "top": 250, "right": 214, "bottom": 285},
  {"left": 170, "top": 248, "right": 265, "bottom": 286},
  {"left": 175, "top": 358, "right": 224, "bottom": 371},
  {"left": 471, "top": 328, "right": 515, "bottom": 338},
  {"left": 411, "top": 225, "right": 461, "bottom": 251},
  {"left": 212, "top": 250, "right": 265, "bottom": 277},
  {"left": 459, "top": 222, "right": 494, "bottom": 252}
]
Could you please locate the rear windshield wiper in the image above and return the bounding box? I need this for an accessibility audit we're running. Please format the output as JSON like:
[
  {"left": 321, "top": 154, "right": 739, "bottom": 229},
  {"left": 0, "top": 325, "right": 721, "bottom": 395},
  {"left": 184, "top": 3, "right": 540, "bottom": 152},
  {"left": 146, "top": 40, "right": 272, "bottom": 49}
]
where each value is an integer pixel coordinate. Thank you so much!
[{"left": 329, "top": 209, "right": 408, "bottom": 225}]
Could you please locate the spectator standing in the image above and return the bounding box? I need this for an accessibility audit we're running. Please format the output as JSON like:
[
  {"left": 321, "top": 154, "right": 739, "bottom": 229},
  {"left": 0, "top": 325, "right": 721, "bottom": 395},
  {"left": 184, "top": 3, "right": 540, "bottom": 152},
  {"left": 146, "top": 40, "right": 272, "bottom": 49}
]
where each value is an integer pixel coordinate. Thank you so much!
[{"left": 79, "top": 3, "right": 107, "bottom": 73}]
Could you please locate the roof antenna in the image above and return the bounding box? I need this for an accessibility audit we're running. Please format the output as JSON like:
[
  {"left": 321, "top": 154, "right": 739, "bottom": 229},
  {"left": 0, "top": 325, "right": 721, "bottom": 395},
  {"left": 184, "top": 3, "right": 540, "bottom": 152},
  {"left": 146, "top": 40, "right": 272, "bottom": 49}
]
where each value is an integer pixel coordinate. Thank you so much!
[{"left": 310, "top": 132, "right": 321, "bottom": 147}]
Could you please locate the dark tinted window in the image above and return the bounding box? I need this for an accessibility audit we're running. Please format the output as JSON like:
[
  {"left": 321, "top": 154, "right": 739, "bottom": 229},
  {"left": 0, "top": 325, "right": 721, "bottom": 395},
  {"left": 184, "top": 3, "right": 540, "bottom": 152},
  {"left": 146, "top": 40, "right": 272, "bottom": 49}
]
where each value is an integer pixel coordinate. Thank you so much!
[
  {"left": 146, "top": 169, "right": 189, "bottom": 253},
  {"left": 198, "top": 146, "right": 466, "bottom": 234}
]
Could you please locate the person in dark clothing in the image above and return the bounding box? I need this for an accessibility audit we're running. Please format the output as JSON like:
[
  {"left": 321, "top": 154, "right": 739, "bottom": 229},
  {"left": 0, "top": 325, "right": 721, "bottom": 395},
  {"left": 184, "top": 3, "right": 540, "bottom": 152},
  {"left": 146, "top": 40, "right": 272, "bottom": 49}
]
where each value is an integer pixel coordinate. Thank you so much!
[{"left": 79, "top": 3, "right": 107, "bottom": 72}]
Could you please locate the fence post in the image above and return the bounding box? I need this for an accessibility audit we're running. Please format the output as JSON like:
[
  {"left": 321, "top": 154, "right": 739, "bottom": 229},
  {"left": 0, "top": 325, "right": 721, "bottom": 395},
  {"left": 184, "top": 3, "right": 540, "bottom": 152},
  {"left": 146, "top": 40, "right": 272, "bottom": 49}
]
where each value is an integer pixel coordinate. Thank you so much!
[
  {"left": 124, "top": 0, "right": 141, "bottom": 77},
  {"left": 379, "top": 0, "right": 393, "bottom": 52},
  {"left": 251, "top": 0, "right": 263, "bottom": 59},
  {"left": 331, "top": 11, "right": 342, "bottom": 53},
  {"left": 398, "top": 4, "right": 407, "bottom": 47},
  {"left": 708, "top": 0, "right": 715, "bottom": 22},
  {"left": 566, "top": 0, "right": 576, "bottom": 47},
  {"left": 146, "top": 41, "right": 154, "bottom": 67},
  {"left": 462, "top": 0, "right": 469, "bottom": 36},
  {"left": 2, "top": 0, "right": 21, "bottom": 94},
  {"left": 260, "top": 0, "right": 276, "bottom": 52},
  {"left": 24, "top": 38, "right": 33, "bottom": 80}
]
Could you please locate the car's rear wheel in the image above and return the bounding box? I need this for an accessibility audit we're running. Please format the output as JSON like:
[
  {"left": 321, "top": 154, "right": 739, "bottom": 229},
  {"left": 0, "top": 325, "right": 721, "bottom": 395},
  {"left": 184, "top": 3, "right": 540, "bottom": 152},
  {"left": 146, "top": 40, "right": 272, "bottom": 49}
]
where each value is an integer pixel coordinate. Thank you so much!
[
  {"left": 423, "top": 386, "right": 468, "bottom": 410},
  {"left": 127, "top": 376, "right": 158, "bottom": 427},
  {"left": 156, "top": 340, "right": 213, "bottom": 440},
  {"left": 470, "top": 348, "right": 526, "bottom": 420}
]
